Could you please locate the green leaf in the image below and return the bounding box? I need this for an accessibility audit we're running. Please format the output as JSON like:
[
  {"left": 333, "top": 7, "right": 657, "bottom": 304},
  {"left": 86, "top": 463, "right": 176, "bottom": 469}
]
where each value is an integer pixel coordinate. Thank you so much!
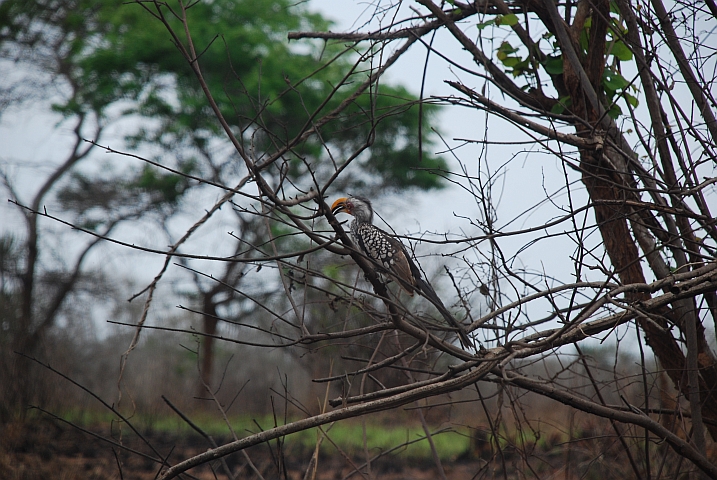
[
  {"left": 476, "top": 19, "right": 495, "bottom": 30},
  {"left": 497, "top": 41, "right": 519, "bottom": 55},
  {"left": 550, "top": 96, "right": 572, "bottom": 114},
  {"left": 496, "top": 14, "right": 519, "bottom": 26},
  {"left": 603, "top": 70, "right": 630, "bottom": 92},
  {"left": 609, "top": 40, "right": 633, "bottom": 61},
  {"left": 579, "top": 28, "right": 589, "bottom": 52},
  {"left": 624, "top": 92, "right": 639, "bottom": 107},
  {"left": 501, "top": 56, "right": 522, "bottom": 67},
  {"left": 543, "top": 55, "right": 563, "bottom": 75},
  {"left": 607, "top": 103, "right": 623, "bottom": 119},
  {"left": 511, "top": 58, "right": 531, "bottom": 77}
]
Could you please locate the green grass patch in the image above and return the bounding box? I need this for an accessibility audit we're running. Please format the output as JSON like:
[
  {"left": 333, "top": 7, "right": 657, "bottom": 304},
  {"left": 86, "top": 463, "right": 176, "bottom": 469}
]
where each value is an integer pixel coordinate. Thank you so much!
[
  {"left": 291, "top": 421, "right": 470, "bottom": 460},
  {"left": 55, "top": 409, "right": 471, "bottom": 460}
]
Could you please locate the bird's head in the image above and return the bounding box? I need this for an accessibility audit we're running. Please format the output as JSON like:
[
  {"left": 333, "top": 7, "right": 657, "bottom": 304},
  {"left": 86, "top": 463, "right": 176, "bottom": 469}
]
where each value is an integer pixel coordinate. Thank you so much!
[{"left": 331, "top": 195, "right": 373, "bottom": 224}]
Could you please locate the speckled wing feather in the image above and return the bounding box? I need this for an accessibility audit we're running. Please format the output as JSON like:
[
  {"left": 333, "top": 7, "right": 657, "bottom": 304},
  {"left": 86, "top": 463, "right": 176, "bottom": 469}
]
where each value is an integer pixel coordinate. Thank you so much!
[
  {"left": 350, "top": 216, "right": 473, "bottom": 348},
  {"left": 351, "top": 223, "right": 417, "bottom": 295},
  {"left": 344, "top": 209, "right": 473, "bottom": 347},
  {"left": 383, "top": 234, "right": 418, "bottom": 296}
]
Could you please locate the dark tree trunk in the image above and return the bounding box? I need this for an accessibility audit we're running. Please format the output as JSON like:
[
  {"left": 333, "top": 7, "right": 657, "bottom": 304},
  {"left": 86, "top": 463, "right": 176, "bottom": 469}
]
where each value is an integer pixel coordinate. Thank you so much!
[{"left": 197, "top": 293, "right": 218, "bottom": 401}]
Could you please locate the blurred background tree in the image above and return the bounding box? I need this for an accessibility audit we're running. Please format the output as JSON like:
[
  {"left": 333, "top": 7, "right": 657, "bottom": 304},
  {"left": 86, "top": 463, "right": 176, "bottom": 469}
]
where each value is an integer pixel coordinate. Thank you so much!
[{"left": 0, "top": 0, "right": 447, "bottom": 419}]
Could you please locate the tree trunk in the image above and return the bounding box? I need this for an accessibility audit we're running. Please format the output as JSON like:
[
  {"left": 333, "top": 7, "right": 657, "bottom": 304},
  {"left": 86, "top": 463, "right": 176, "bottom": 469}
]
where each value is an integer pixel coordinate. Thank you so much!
[
  {"left": 557, "top": 0, "right": 717, "bottom": 440},
  {"left": 197, "top": 293, "right": 218, "bottom": 401}
]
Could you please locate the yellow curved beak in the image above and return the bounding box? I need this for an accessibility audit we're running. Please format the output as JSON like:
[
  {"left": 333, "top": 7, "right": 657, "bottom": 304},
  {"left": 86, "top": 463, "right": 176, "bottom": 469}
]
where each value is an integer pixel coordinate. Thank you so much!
[{"left": 331, "top": 197, "right": 349, "bottom": 215}]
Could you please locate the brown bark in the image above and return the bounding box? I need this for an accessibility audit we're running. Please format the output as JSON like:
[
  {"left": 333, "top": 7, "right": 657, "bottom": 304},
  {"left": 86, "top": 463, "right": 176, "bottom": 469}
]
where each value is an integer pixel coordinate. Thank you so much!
[
  {"left": 197, "top": 293, "right": 218, "bottom": 401},
  {"left": 557, "top": 0, "right": 717, "bottom": 440}
]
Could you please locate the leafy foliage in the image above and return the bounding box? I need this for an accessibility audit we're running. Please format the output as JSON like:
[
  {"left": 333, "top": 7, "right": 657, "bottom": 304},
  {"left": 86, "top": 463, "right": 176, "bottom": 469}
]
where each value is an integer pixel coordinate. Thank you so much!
[
  {"left": 489, "top": 4, "right": 638, "bottom": 118},
  {"left": 1, "top": 0, "right": 449, "bottom": 221}
]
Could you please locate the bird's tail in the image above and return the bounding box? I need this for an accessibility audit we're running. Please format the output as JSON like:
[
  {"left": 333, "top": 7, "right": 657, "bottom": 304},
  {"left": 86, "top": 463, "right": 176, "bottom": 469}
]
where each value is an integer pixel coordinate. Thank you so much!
[{"left": 415, "top": 277, "right": 473, "bottom": 349}]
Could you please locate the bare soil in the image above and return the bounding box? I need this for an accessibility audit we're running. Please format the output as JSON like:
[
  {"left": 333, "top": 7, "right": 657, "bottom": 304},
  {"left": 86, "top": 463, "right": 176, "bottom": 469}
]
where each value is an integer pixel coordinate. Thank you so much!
[
  {"left": 1, "top": 418, "right": 485, "bottom": 479},
  {"left": 0, "top": 417, "right": 701, "bottom": 479}
]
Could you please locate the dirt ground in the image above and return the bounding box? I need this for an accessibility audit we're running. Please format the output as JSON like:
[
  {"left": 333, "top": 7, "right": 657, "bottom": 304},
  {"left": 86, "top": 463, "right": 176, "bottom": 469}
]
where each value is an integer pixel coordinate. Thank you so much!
[
  {"left": 0, "top": 418, "right": 494, "bottom": 480},
  {"left": 0, "top": 416, "right": 704, "bottom": 479}
]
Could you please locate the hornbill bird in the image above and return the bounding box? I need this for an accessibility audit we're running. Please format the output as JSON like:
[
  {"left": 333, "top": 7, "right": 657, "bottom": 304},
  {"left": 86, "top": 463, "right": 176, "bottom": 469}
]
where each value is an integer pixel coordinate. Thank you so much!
[{"left": 331, "top": 195, "right": 473, "bottom": 348}]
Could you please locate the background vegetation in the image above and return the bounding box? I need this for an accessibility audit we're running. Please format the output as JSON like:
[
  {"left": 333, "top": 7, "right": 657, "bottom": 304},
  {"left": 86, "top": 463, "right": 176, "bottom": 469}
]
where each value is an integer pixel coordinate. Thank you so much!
[{"left": 1, "top": 0, "right": 716, "bottom": 478}]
